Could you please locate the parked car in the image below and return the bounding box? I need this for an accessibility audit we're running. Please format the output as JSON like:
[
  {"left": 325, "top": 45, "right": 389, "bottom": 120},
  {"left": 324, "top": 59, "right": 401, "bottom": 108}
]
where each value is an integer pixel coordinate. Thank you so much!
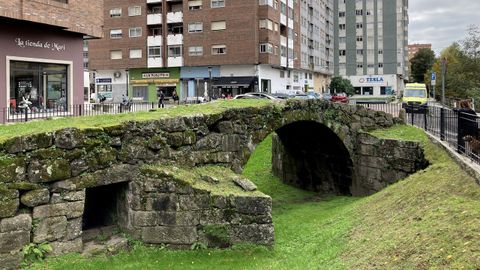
[
  {"left": 306, "top": 92, "right": 322, "bottom": 99},
  {"left": 331, "top": 93, "right": 349, "bottom": 103},
  {"left": 293, "top": 94, "right": 312, "bottom": 99},
  {"left": 270, "top": 93, "right": 290, "bottom": 100},
  {"left": 322, "top": 93, "right": 332, "bottom": 101},
  {"left": 245, "top": 92, "right": 278, "bottom": 100},
  {"left": 233, "top": 94, "right": 261, "bottom": 99}
]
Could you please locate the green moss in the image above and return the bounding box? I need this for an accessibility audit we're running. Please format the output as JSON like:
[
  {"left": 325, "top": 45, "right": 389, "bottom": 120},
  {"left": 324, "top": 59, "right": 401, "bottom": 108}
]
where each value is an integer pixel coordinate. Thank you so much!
[
  {"left": 6, "top": 182, "right": 43, "bottom": 191},
  {"left": 203, "top": 224, "right": 231, "bottom": 248},
  {"left": 141, "top": 164, "right": 268, "bottom": 197}
]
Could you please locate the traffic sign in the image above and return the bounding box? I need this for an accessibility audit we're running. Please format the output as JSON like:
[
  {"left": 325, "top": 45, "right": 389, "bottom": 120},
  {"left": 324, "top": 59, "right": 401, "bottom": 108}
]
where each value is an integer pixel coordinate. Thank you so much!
[{"left": 431, "top": 72, "right": 436, "bottom": 86}]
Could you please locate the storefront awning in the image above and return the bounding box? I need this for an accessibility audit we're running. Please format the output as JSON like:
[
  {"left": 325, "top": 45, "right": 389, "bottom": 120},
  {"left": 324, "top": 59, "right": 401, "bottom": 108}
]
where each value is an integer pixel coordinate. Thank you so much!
[{"left": 212, "top": 76, "right": 255, "bottom": 88}]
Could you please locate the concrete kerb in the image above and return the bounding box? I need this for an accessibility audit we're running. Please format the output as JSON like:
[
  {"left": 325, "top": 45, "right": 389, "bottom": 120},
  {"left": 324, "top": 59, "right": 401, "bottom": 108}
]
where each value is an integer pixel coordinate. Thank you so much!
[{"left": 426, "top": 132, "right": 480, "bottom": 186}]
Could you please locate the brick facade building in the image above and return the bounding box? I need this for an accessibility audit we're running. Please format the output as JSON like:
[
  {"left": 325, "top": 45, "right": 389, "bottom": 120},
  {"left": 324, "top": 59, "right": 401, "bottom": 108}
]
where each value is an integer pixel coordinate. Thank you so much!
[{"left": 88, "top": 0, "right": 333, "bottom": 102}]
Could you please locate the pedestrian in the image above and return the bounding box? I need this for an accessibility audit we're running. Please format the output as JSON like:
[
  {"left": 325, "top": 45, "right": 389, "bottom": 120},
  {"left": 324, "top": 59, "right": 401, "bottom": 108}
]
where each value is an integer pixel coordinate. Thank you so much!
[
  {"left": 172, "top": 91, "right": 179, "bottom": 104},
  {"left": 456, "top": 99, "right": 478, "bottom": 153},
  {"left": 158, "top": 90, "right": 165, "bottom": 108}
]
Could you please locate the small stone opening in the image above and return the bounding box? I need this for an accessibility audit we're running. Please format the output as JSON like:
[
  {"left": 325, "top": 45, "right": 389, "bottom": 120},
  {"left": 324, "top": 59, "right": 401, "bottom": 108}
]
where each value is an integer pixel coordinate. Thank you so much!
[
  {"left": 273, "top": 121, "right": 353, "bottom": 195},
  {"left": 82, "top": 182, "right": 129, "bottom": 231}
]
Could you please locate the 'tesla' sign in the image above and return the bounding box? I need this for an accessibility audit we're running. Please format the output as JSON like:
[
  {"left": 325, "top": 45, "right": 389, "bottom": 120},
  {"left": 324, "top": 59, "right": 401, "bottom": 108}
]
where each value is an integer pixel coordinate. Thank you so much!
[{"left": 359, "top": 77, "right": 385, "bottom": 83}]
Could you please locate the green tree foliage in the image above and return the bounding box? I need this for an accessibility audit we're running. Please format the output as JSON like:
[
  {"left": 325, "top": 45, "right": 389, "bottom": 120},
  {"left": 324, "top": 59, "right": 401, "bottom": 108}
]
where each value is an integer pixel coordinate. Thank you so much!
[
  {"left": 329, "top": 76, "right": 355, "bottom": 96},
  {"left": 410, "top": 48, "right": 435, "bottom": 83}
]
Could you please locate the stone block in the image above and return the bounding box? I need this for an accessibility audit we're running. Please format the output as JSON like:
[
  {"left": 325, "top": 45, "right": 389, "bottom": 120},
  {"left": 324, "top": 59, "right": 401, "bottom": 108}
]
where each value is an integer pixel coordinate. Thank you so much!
[
  {"left": 0, "top": 214, "right": 32, "bottom": 233},
  {"left": 232, "top": 224, "right": 274, "bottom": 246},
  {"left": 195, "top": 133, "right": 222, "bottom": 151},
  {"left": 4, "top": 133, "right": 53, "bottom": 154},
  {"left": 211, "top": 195, "right": 228, "bottom": 209},
  {"left": 221, "top": 134, "right": 241, "bottom": 152},
  {"left": 50, "top": 237, "right": 83, "bottom": 256},
  {"left": 0, "top": 250, "right": 23, "bottom": 270},
  {"left": 145, "top": 194, "right": 178, "bottom": 212},
  {"left": 62, "top": 190, "right": 86, "bottom": 202},
  {"left": 33, "top": 201, "right": 84, "bottom": 219},
  {"left": 178, "top": 195, "right": 210, "bottom": 211},
  {"left": 141, "top": 226, "right": 197, "bottom": 245},
  {"left": 233, "top": 196, "right": 272, "bottom": 215},
  {"left": 33, "top": 216, "right": 67, "bottom": 243},
  {"left": 0, "top": 230, "right": 30, "bottom": 253},
  {"left": 162, "top": 118, "right": 187, "bottom": 133},
  {"left": 28, "top": 159, "right": 72, "bottom": 183},
  {"left": 175, "top": 211, "right": 199, "bottom": 226},
  {"left": 131, "top": 211, "right": 159, "bottom": 227},
  {"left": 21, "top": 188, "right": 50, "bottom": 207},
  {"left": 54, "top": 128, "right": 85, "bottom": 149},
  {"left": 65, "top": 218, "right": 82, "bottom": 240},
  {"left": 216, "top": 121, "right": 234, "bottom": 134},
  {"left": 0, "top": 156, "right": 26, "bottom": 183},
  {"left": 199, "top": 209, "right": 229, "bottom": 225},
  {"left": 0, "top": 189, "right": 19, "bottom": 218},
  {"left": 232, "top": 177, "right": 257, "bottom": 191},
  {"left": 358, "top": 144, "right": 377, "bottom": 156}
]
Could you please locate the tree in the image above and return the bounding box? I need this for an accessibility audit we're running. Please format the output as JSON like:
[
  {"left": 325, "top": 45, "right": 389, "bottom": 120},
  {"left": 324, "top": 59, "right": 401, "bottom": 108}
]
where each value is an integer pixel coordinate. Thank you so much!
[
  {"left": 462, "top": 24, "right": 480, "bottom": 58},
  {"left": 329, "top": 76, "right": 355, "bottom": 96},
  {"left": 410, "top": 48, "right": 435, "bottom": 83}
]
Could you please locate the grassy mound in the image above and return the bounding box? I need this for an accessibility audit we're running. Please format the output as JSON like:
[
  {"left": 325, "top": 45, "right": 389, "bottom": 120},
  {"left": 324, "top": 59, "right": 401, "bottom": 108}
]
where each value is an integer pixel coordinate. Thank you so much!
[{"left": 28, "top": 126, "right": 480, "bottom": 269}]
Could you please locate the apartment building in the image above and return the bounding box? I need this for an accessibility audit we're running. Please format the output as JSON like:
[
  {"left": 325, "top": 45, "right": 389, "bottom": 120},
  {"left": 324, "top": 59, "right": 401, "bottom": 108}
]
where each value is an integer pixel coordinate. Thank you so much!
[
  {"left": 333, "top": 0, "right": 408, "bottom": 97},
  {"left": 408, "top": 43, "right": 432, "bottom": 60},
  {"left": 89, "top": 0, "right": 335, "bottom": 101},
  {"left": 300, "top": 0, "right": 334, "bottom": 92},
  {"left": 0, "top": 0, "right": 103, "bottom": 121}
]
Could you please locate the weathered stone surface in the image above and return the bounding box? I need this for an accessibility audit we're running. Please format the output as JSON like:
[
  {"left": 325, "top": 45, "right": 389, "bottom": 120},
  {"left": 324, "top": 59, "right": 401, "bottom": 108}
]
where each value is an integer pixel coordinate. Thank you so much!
[
  {"left": 0, "top": 230, "right": 30, "bottom": 253},
  {"left": 4, "top": 133, "right": 53, "bottom": 154},
  {"left": 21, "top": 188, "right": 50, "bottom": 207},
  {"left": 0, "top": 214, "right": 32, "bottom": 233},
  {"left": 232, "top": 224, "right": 274, "bottom": 245},
  {"left": 28, "top": 159, "right": 72, "bottom": 183},
  {"left": 65, "top": 218, "right": 82, "bottom": 240},
  {"left": 0, "top": 189, "right": 19, "bottom": 218},
  {"left": 0, "top": 156, "right": 26, "bottom": 183},
  {"left": 50, "top": 237, "right": 83, "bottom": 256},
  {"left": 178, "top": 195, "right": 210, "bottom": 211},
  {"left": 145, "top": 194, "right": 179, "bottom": 212},
  {"left": 0, "top": 250, "right": 23, "bottom": 270},
  {"left": 142, "top": 226, "right": 197, "bottom": 244},
  {"left": 33, "top": 216, "right": 67, "bottom": 243},
  {"left": 54, "top": 128, "right": 85, "bottom": 149},
  {"left": 233, "top": 196, "right": 272, "bottom": 215},
  {"left": 221, "top": 134, "right": 241, "bottom": 152},
  {"left": 33, "top": 201, "right": 84, "bottom": 219},
  {"left": 232, "top": 177, "right": 257, "bottom": 191},
  {"left": 62, "top": 190, "right": 86, "bottom": 202}
]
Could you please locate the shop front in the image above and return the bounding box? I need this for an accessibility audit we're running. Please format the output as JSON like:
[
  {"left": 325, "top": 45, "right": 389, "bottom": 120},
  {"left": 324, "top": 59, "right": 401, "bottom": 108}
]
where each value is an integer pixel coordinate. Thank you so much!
[
  {"left": 180, "top": 66, "right": 220, "bottom": 100},
  {"left": 212, "top": 76, "right": 257, "bottom": 98},
  {"left": 0, "top": 19, "right": 84, "bottom": 121},
  {"left": 347, "top": 74, "right": 401, "bottom": 97},
  {"left": 129, "top": 68, "right": 180, "bottom": 103}
]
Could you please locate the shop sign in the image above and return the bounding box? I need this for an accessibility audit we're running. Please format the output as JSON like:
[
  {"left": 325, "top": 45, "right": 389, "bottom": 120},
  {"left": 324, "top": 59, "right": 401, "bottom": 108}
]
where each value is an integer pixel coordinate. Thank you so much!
[
  {"left": 142, "top": 72, "right": 170, "bottom": 79},
  {"left": 14, "top": 38, "right": 66, "bottom": 52},
  {"left": 96, "top": 78, "right": 112, "bottom": 84},
  {"left": 359, "top": 77, "right": 385, "bottom": 83}
]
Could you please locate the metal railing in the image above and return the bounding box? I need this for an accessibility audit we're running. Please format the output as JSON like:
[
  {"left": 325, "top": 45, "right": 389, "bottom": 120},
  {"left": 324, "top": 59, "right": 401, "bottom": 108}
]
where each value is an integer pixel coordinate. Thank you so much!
[{"left": 1, "top": 102, "right": 158, "bottom": 124}]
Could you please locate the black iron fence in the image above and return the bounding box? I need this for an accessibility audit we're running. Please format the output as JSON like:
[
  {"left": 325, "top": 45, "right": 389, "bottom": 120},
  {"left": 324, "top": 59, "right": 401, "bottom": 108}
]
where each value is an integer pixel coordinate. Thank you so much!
[{"left": 1, "top": 102, "right": 158, "bottom": 124}]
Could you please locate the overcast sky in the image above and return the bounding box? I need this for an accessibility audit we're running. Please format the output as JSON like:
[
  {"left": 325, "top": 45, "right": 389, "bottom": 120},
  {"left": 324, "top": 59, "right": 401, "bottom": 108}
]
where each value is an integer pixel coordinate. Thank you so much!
[{"left": 409, "top": 0, "right": 480, "bottom": 54}]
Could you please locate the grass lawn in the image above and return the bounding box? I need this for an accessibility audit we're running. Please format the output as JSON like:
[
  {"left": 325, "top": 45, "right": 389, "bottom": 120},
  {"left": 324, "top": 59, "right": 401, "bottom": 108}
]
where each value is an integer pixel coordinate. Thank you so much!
[
  {"left": 0, "top": 100, "right": 273, "bottom": 142},
  {"left": 28, "top": 126, "right": 480, "bottom": 269}
]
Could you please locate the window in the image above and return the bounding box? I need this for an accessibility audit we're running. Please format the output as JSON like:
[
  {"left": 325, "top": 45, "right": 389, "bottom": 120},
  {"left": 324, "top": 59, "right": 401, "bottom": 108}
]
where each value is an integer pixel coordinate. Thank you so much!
[
  {"left": 357, "top": 49, "right": 363, "bottom": 55},
  {"left": 259, "top": 19, "right": 273, "bottom": 30},
  {"left": 211, "top": 0, "right": 225, "bottom": 8},
  {"left": 188, "top": 22, "right": 203, "bottom": 33},
  {"left": 378, "top": 63, "right": 384, "bottom": 68},
  {"left": 129, "top": 49, "right": 142, "bottom": 59},
  {"left": 280, "top": 70, "right": 285, "bottom": 78},
  {"left": 339, "top": 50, "right": 346, "bottom": 56},
  {"left": 378, "top": 49, "right": 383, "bottom": 55},
  {"left": 356, "top": 9, "right": 363, "bottom": 15},
  {"left": 211, "top": 21, "right": 226, "bottom": 31},
  {"left": 188, "top": 0, "right": 203, "bottom": 10},
  {"left": 150, "top": 27, "right": 162, "bottom": 36},
  {"left": 128, "top": 6, "right": 141, "bottom": 16},
  {"left": 356, "top": 23, "right": 363, "bottom": 29},
  {"left": 110, "top": 8, "right": 122, "bottom": 17},
  {"left": 357, "top": 63, "right": 363, "bottom": 68},
  {"left": 110, "top": 29, "right": 122, "bottom": 39},
  {"left": 168, "top": 45, "right": 182, "bottom": 57},
  {"left": 339, "top": 24, "right": 346, "bottom": 30},
  {"left": 110, "top": 50, "right": 122, "bottom": 60},
  {"left": 129, "top": 27, "right": 142, "bottom": 38},
  {"left": 188, "top": 46, "right": 203, "bottom": 56},
  {"left": 148, "top": 46, "right": 162, "bottom": 58},
  {"left": 259, "top": 43, "right": 274, "bottom": 54},
  {"left": 339, "top": 11, "right": 345, "bottom": 17},
  {"left": 356, "top": 36, "right": 363, "bottom": 42},
  {"left": 212, "top": 44, "right": 226, "bottom": 55}
]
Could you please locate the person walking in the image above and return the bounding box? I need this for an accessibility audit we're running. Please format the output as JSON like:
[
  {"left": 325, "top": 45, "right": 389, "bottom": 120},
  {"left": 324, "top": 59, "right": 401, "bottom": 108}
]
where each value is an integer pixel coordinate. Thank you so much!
[
  {"left": 456, "top": 99, "right": 478, "bottom": 153},
  {"left": 158, "top": 90, "right": 165, "bottom": 108}
]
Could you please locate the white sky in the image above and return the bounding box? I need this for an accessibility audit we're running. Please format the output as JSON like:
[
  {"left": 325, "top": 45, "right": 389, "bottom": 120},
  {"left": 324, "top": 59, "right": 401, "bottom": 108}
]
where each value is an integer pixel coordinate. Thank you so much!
[{"left": 409, "top": 0, "right": 480, "bottom": 54}]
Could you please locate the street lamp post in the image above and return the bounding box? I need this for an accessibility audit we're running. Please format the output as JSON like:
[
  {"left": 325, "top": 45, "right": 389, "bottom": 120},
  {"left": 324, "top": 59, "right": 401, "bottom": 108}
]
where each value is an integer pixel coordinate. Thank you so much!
[
  {"left": 125, "top": 68, "right": 129, "bottom": 97},
  {"left": 208, "top": 66, "right": 212, "bottom": 101}
]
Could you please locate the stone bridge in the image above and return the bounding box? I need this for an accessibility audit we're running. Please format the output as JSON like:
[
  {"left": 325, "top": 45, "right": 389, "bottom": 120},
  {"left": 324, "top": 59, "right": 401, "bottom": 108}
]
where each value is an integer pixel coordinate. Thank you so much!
[{"left": 0, "top": 100, "right": 426, "bottom": 268}]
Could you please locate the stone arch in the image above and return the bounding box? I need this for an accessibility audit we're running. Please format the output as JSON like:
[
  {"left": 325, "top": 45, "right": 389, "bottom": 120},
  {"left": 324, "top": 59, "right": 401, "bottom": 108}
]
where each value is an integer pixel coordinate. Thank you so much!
[{"left": 251, "top": 120, "right": 353, "bottom": 195}]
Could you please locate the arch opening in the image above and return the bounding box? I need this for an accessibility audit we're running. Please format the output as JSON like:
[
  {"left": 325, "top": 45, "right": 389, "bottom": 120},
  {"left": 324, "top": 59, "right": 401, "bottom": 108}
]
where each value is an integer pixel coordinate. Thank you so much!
[{"left": 272, "top": 121, "right": 353, "bottom": 195}]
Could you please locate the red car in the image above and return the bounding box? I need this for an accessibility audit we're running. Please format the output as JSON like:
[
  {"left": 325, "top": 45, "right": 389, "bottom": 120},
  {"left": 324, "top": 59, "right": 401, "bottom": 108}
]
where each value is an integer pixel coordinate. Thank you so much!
[{"left": 331, "top": 93, "right": 349, "bottom": 103}]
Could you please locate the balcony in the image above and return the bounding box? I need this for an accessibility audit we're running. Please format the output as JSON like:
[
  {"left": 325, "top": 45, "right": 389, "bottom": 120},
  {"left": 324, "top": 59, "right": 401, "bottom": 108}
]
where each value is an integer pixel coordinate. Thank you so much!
[
  {"left": 167, "top": 11, "right": 183, "bottom": 24},
  {"left": 168, "top": 56, "right": 183, "bottom": 67},
  {"left": 147, "top": 35, "right": 162, "bottom": 47},
  {"left": 167, "top": 34, "right": 183, "bottom": 45},
  {"left": 281, "top": 56, "right": 287, "bottom": 67},
  {"left": 147, "top": 14, "right": 162, "bottom": 25},
  {"left": 148, "top": 57, "right": 163, "bottom": 68},
  {"left": 147, "top": 0, "right": 161, "bottom": 3}
]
